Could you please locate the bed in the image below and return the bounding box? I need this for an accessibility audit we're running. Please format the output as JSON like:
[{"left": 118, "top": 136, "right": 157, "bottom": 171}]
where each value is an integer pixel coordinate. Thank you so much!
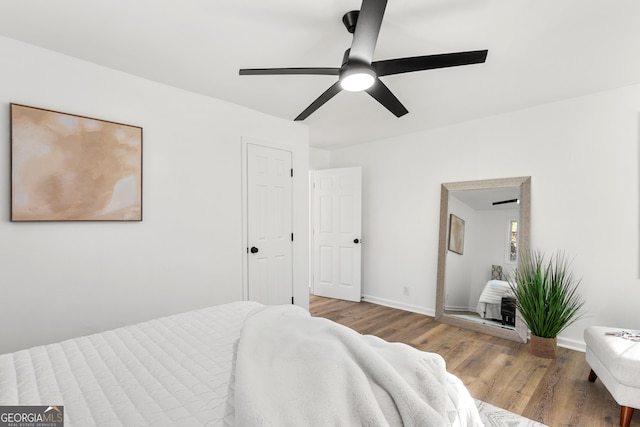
[
  {"left": 476, "top": 280, "right": 514, "bottom": 322},
  {"left": 0, "top": 301, "right": 483, "bottom": 426}
]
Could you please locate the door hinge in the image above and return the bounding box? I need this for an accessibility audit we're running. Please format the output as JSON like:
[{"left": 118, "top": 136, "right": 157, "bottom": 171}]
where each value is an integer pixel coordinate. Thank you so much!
[
  {"left": 291, "top": 297, "right": 294, "bottom": 304},
  {"left": 290, "top": 168, "right": 293, "bottom": 177},
  {"left": 291, "top": 233, "right": 294, "bottom": 242}
]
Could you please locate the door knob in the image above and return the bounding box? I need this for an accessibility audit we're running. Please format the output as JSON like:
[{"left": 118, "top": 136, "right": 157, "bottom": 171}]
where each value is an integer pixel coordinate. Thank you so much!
[
  {"left": 354, "top": 239, "right": 360, "bottom": 244},
  {"left": 250, "top": 246, "right": 259, "bottom": 254}
]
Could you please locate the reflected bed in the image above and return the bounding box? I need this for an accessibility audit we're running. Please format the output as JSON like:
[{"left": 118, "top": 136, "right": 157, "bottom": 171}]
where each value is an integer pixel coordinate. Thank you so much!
[{"left": 476, "top": 279, "right": 514, "bottom": 323}]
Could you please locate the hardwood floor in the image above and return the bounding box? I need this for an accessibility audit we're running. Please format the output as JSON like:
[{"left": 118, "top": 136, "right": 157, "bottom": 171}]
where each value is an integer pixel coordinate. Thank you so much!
[{"left": 309, "top": 295, "right": 636, "bottom": 427}]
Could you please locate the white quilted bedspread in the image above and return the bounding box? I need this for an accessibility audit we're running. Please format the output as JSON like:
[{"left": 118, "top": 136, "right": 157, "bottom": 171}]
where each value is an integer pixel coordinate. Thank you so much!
[
  {"left": 0, "top": 301, "right": 261, "bottom": 427},
  {"left": 0, "top": 301, "right": 481, "bottom": 426},
  {"left": 477, "top": 280, "right": 512, "bottom": 305}
]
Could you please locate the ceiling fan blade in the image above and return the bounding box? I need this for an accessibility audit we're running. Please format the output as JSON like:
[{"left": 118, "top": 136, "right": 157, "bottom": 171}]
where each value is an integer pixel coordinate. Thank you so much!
[
  {"left": 294, "top": 81, "right": 343, "bottom": 121},
  {"left": 349, "top": 0, "right": 388, "bottom": 64},
  {"left": 239, "top": 67, "right": 340, "bottom": 76},
  {"left": 374, "top": 50, "right": 488, "bottom": 76},
  {"left": 492, "top": 199, "right": 519, "bottom": 206},
  {"left": 365, "top": 79, "right": 408, "bottom": 118}
]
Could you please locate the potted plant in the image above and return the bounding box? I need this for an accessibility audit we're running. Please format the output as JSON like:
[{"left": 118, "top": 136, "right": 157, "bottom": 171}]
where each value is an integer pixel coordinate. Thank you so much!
[{"left": 508, "top": 250, "right": 585, "bottom": 358}]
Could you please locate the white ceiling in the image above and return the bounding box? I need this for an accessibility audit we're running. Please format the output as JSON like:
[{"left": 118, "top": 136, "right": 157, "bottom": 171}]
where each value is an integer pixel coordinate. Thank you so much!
[
  {"left": 451, "top": 187, "right": 520, "bottom": 211},
  {"left": 1, "top": 0, "right": 639, "bottom": 149}
]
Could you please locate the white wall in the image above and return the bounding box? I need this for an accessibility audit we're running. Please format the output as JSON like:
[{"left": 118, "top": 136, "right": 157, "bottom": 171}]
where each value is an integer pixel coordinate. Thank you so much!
[
  {"left": 446, "top": 203, "right": 518, "bottom": 312},
  {"left": 469, "top": 208, "right": 519, "bottom": 306},
  {"left": 444, "top": 197, "right": 476, "bottom": 311},
  {"left": 309, "top": 147, "right": 331, "bottom": 170},
  {"left": 0, "top": 36, "right": 309, "bottom": 354},
  {"left": 329, "top": 83, "right": 640, "bottom": 350},
  {"left": 307, "top": 148, "right": 331, "bottom": 290}
]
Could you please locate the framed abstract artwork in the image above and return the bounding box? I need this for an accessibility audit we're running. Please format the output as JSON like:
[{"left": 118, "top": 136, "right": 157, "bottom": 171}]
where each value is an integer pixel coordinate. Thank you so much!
[
  {"left": 448, "top": 213, "right": 465, "bottom": 255},
  {"left": 11, "top": 104, "right": 142, "bottom": 221}
]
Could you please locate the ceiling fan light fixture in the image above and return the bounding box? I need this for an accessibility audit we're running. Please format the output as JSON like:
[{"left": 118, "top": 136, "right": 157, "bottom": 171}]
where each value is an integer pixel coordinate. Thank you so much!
[{"left": 340, "top": 67, "right": 376, "bottom": 92}]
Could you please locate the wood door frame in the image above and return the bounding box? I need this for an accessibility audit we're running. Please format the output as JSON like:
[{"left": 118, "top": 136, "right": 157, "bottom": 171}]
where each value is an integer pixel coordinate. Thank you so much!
[{"left": 241, "top": 137, "right": 297, "bottom": 304}]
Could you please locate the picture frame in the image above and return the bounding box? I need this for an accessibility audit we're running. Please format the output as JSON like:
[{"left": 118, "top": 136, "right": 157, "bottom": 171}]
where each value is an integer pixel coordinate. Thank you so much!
[
  {"left": 11, "top": 104, "right": 142, "bottom": 221},
  {"left": 448, "top": 213, "right": 465, "bottom": 255}
]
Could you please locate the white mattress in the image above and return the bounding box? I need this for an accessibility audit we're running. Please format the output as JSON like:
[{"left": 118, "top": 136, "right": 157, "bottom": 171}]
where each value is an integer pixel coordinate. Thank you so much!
[{"left": 0, "top": 301, "right": 481, "bottom": 426}]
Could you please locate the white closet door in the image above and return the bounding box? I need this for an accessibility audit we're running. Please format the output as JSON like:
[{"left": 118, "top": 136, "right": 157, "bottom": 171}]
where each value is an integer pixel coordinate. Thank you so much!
[{"left": 312, "top": 167, "right": 362, "bottom": 302}]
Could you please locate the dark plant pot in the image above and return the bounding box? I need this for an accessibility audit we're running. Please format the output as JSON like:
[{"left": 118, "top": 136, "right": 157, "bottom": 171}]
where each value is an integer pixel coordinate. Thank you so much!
[{"left": 530, "top": 335, "right": 558, "bottom": 358}]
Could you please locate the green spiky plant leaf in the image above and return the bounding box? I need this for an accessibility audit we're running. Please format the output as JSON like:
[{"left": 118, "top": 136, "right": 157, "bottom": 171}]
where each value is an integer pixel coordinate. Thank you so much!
[{"left": 508, "top": 251, "right": 585, "bottom": 338}]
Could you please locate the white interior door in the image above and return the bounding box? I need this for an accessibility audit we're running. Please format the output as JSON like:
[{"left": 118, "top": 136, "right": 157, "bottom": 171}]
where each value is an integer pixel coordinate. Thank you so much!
[
  {"left": 247, "top": 143, "right": 292, "bottom": 305},
  {"left": 312, "top": 167, "right": 362, "bottom": 302}
]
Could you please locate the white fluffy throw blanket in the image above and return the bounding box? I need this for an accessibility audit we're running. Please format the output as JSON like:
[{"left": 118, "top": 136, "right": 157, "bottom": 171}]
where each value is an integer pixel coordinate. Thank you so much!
[{"left": 234, "top": 305, "right": 448, "bottom": 426}]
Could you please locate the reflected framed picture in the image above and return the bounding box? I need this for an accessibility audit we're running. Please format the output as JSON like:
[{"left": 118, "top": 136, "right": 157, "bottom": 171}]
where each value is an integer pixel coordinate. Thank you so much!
[
  {"left": 11, "top": 104, "right": 142, "bottom": 221},
  {"left": 448, "top": 213, "right": 465, "bottom": 255}
]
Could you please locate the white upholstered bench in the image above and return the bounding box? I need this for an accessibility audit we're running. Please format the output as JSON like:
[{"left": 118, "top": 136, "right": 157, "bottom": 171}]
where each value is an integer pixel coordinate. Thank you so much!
[{"left": 585, "top": 326, "right": 640, "bottom": 427}]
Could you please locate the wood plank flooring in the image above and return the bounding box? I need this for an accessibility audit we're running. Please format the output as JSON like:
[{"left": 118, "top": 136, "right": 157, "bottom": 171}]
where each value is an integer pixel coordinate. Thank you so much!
[{"left": 309, "top": 295, "right": 636, "bottom": 427}]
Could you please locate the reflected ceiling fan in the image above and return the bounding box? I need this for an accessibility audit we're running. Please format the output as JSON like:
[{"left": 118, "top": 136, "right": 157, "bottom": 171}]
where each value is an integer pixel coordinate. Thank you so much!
[
  {"left": 492, "top": 199, "right": 519, "bottom": 206},
  {"left": 239, "top": 0, "right": 488, "bottom": 121}
]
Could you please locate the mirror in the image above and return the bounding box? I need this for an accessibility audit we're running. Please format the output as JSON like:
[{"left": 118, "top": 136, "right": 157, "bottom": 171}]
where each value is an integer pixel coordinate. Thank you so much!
[{"left": 435, "top": 177, "right": 531, "bottom": 342}]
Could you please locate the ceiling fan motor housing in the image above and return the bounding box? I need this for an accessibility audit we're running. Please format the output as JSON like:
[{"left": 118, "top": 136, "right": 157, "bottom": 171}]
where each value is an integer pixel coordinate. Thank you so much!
[{"left": 342, "top": 11, "right": 359, "bottom": 33}]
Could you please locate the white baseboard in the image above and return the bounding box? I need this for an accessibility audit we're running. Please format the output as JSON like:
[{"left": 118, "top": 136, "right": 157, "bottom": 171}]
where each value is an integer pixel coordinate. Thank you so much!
[
  {"left": 558, "top": 336, "right": 586, "bottom": 352},
  {"left": 444, "top": 305, "right": 475, "bottom": 312},
  {"left": 361, "top": 294, "right": 435, "bottom": 317}
]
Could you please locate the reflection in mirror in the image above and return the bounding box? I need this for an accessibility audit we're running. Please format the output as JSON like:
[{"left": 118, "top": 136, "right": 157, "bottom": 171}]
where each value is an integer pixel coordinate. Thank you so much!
[{"left": 435, "top": 177, "right": 531, "bottom": 342}]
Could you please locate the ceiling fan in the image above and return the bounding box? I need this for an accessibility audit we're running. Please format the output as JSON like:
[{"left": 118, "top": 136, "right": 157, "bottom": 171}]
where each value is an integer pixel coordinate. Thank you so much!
[
  {"left": 492, "top": 199, "right": 519, "bottom": 206},
  {"left": 239, "top": 0, "right": 488, "bottom": 121}
]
